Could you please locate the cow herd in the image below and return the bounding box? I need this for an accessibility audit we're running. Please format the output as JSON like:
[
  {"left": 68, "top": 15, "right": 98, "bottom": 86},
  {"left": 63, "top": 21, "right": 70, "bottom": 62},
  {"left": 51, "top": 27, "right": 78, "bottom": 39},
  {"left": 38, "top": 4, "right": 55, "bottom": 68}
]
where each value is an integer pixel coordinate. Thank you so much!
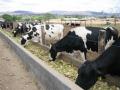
[
  {"left": 49, "top": 26, "right": 118, "bottom": 62},
  {"left": 21, "top": 24, "right": 64, "bottom": 45},
  {"left": 0, "top": 21, "right": 120, "bottom": 90}
]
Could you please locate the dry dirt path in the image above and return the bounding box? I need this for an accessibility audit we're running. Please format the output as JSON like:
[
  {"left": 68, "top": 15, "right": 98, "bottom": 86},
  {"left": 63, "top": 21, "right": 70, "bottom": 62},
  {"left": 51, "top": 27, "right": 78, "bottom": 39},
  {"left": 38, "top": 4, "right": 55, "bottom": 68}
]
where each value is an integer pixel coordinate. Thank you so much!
[{"left": 0, "top": 38, "right": 40, "bottom": 90}]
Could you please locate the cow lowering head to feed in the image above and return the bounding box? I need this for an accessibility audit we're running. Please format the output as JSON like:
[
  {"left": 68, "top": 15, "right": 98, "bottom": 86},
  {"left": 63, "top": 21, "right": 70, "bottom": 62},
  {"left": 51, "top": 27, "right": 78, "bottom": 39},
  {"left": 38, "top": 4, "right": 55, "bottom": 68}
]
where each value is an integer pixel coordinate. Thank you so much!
[
  {"left": 13, "top": 23, "right": 33, "bottom": 37},
  {"left": 75, "top": 37, "right": 120, "bottom": 90},
  {"left": 21, "top": 24, "right": 64, "bottom": 45},
  {"left": 49, "top": 26, "right": 118, "bottom": 61}
]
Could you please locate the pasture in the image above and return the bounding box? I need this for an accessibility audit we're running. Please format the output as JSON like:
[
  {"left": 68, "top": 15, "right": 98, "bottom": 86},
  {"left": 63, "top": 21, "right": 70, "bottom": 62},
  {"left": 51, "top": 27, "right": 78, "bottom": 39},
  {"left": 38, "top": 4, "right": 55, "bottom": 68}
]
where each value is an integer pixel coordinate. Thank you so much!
[{"left": 1, "top": 19, "right": 120, "bottom": 90}]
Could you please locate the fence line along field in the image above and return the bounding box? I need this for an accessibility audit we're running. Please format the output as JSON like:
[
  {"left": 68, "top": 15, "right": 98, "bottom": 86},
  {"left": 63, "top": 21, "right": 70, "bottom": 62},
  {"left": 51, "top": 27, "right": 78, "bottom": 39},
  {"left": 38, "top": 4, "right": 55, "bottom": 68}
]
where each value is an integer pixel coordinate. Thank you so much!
[
  {"left": 0, "top": 17, "right": 120, "bottom": 90},
  {"left": 47, "top": 18, "right": 120, "bottom": 26}
]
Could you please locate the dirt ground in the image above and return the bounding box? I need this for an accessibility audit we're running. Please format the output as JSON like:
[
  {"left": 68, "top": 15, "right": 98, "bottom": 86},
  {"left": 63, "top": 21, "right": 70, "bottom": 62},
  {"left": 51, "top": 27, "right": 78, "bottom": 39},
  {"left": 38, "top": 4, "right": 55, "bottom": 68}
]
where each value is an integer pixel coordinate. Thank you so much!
[{"left": 0, "top": 38, "right": 40, "bottom": 90}]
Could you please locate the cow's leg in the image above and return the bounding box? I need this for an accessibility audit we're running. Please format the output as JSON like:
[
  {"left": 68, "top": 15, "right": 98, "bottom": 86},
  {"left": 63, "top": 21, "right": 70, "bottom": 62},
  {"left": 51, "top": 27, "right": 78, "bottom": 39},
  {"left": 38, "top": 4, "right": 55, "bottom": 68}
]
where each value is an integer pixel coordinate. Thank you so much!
[
  {"left": 79, "top": 51, "right": 86, "bottom": 62},
  {"left": 39, "top": 37, "right": 43, "bottom": 45},
  {"left": 79, "top": 48, "right": 87, "bottom": 62}
]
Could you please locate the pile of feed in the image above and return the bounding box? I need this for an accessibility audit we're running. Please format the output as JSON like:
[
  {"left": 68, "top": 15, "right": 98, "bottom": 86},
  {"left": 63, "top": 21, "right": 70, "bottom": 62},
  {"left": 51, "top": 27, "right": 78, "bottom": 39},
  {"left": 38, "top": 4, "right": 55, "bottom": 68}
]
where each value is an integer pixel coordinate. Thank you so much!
[{"left": 25, "top": 42, "right": 78, "bottom": 81}]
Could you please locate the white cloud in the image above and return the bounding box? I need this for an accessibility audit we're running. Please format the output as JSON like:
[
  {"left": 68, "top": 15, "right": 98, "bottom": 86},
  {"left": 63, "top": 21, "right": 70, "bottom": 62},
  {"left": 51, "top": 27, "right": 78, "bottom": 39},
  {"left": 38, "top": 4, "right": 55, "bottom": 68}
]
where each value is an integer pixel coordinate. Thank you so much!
[{"left": 0, "top": 0, "right": 119, "bottom": 13}]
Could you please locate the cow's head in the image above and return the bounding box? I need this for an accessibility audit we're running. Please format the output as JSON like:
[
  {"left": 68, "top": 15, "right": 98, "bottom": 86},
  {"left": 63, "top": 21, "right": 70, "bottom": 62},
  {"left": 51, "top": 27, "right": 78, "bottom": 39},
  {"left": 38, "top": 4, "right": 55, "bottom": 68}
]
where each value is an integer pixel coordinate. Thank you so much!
[
  {"left": 75, "top": 61, "right": 103, "bottom": 90},
  {"left": 104, "top": 26, "right": 118, "bottom": 49},
  {"left": 25, "top": 24, "right": 30, "bottom": 32},
  {"left": 105, "top": 26, "right": 118, "bottom": 40},
  {"left": 12, "top": 30, "right": 17, "bottom": 37},
  {"left": 21, "top": 31, "right": 33, "bottom": 45},
  {"left": 49, "top": 44, "right": 57, "bottom": 61},
  {"left": 12, "top": 24, "right": 22, "bottom": 37}
]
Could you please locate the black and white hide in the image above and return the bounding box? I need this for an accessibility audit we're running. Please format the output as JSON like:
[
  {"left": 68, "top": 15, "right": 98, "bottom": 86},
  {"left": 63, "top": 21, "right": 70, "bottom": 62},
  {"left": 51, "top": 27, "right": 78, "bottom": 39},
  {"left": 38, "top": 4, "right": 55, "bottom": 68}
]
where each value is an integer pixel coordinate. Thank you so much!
[
  {"left": 49, "top": 26, "right": 118, "bottom": 61},
  {"left": 13, "top": 23, "right": 33, "bottom": 37},
  {"left": 20, "top": 24, "right": 64, "bottom": 46},
  {"left": 75, "top": 37, "right": 120, "bottom": 90}
]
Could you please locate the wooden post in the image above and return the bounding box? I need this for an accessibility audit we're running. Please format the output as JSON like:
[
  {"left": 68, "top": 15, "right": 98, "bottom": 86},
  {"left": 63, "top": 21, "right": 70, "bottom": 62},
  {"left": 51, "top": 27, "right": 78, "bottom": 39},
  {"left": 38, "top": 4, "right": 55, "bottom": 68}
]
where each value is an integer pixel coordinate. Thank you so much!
[
  {"left": 41, "top": 26, "right": 45, "bottom": 45},
  {"left": 85, "top": 20, "right": 86, "bottom": 26},
  {"left": 98, "top": 30, "right": 106, "bottom": 55},
  {"left": 13, "top": 22, "right": 17, "bottom": 30},
  {"left": 114, "top": 17, "right": 117, "bottom": 26}
]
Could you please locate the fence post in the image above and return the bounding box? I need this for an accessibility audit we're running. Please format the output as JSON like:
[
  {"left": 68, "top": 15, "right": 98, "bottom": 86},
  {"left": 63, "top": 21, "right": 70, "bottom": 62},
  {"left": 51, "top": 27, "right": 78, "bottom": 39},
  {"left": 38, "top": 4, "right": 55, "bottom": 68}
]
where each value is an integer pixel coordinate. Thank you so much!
[
  {"left": 98, "top": 30, "right": 106, "bottom": 55},
  {"left": 41, "top": 26, "right": 45, "bottom": 45},
  {"left": 13, "top": 22, "right": 17, "bottom": 30},
  {"left": 114, "top": 17, "right": 117, "bottom": 26}
]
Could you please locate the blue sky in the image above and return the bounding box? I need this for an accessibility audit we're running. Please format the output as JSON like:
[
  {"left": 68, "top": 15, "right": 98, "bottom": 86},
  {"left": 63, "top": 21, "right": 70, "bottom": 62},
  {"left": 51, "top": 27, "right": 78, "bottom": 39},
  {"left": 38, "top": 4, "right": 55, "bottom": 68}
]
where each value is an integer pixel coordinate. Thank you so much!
[{"left": 0, "top": 0, "right": 119, "bottom": 13}]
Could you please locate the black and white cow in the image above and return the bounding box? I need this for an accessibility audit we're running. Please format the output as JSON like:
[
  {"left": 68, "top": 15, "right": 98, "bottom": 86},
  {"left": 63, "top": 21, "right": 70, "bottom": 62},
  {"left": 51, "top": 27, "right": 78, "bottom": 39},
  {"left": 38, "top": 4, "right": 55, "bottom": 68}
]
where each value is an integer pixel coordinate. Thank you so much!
[
  {"left": 1, "top": 21, "right": 10, "bottom": 29},
  {"left": 0, "top": 21, "right": 3, "bottom": 28},
  {"left": 21, "top": 24, "right": 41, "bottom": 45},
  {"left": 13, "top": 23, "right": 33, "bottom": 37},
  {"left": 75, "top": 37, "right": 120, "bottom": 90},
  {"left": 21, "top": 24, "right": 64, "bottom": 45},
  {"left": 49, "top": 26, "right": 118, "bottom": 61}
]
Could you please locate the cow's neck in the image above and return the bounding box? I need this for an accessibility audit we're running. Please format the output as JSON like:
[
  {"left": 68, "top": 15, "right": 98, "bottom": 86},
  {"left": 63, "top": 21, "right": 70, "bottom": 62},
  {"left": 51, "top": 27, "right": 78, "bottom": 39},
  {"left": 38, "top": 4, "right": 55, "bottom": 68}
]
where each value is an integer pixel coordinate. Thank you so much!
[{"left": 92, "top": 46, "right": 119, "bottom": 74}]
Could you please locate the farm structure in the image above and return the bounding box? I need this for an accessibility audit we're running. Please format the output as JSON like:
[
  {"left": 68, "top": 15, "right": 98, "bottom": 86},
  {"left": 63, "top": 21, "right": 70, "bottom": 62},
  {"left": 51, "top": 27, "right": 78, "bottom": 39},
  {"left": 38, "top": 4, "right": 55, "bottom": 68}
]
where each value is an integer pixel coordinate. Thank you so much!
[{"left": 46, "top": 18, "right": 120, "bottom": 26}]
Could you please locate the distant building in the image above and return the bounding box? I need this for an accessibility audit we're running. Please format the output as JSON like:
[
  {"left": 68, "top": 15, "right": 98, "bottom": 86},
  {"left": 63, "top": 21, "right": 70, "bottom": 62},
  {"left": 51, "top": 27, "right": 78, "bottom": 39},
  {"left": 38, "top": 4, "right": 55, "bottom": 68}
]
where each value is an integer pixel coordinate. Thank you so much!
[{"left": 63, "top": 18, "right": 79, "bottom": 21}]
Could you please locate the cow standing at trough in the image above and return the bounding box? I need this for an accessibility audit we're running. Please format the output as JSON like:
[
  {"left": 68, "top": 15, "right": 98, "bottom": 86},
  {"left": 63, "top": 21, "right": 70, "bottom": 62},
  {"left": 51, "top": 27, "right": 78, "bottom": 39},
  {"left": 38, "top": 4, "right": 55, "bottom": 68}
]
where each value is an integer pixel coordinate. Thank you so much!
[
  {"left": 49, "top": 26, "right": 118, "bottom": 61},
  {"left": 1, "top": 22, "right": 8, "bottom": 29},
  {"left": 75, "top": 37, "right": 120, "bottom": 90},
  {"left": 13, "top": 23, "right": 33, "bottom": 37},
  {"left": 1, "top": 21, "right": 13, "bottom": 29},
  {"left": 21, "top": 24, "right": 64, "bottom": 45},
  {"left": 0, "top": 21, "right": 3, "bottom": 28}
]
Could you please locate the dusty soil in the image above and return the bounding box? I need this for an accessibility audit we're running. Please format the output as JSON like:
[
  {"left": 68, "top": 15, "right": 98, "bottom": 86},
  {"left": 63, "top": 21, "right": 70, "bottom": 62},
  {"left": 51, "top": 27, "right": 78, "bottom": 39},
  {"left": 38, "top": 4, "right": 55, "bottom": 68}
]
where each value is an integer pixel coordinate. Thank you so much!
[{"left": 0, "top": 38, "right": 40, "bottom": 90}]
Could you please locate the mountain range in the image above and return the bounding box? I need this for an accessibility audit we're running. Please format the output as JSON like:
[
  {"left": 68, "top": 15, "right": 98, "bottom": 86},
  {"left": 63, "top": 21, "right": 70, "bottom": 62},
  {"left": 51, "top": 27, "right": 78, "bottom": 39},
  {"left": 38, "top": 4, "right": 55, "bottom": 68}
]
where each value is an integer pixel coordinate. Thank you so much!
[
  {"left": 49, "top": 10, "right": 120, "bottom": 17},
  {"left": 0, "top": 10, "right": 35, "bottom": 15},
  {"left": 0, "top": 10, "right": 120, "bottom": 17}
]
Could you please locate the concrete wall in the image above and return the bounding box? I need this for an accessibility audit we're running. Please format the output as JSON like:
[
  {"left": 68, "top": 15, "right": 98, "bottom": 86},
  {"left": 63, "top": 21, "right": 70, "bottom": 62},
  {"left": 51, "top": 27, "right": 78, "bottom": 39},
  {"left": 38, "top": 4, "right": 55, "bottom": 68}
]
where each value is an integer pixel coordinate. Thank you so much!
[{"left": 0, "top": 31, "right": 83, "bottom": 90}]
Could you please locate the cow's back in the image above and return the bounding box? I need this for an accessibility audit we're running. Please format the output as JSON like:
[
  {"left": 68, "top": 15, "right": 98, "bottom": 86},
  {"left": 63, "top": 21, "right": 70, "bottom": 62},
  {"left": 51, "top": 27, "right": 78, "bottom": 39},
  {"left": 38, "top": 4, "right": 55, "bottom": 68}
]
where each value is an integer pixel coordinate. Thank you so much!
[{"left": 70, "top": 26, "right": 105, "bottom": 52}]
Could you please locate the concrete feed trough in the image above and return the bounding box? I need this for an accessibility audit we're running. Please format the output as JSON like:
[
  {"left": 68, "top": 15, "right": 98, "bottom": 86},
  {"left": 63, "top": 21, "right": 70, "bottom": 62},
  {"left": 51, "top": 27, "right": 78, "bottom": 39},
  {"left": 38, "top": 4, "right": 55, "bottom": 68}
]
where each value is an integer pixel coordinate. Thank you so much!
[{"left": 0, "top": 31, "right": 82, "bottom": 90}]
